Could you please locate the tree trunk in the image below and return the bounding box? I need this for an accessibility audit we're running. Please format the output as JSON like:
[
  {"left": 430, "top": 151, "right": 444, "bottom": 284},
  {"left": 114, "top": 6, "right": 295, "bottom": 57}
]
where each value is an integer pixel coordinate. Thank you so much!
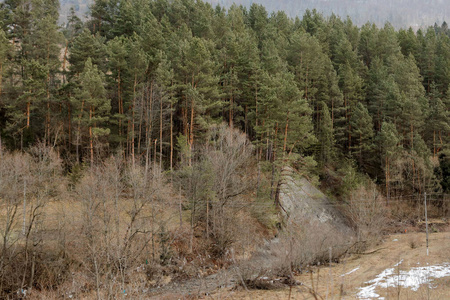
[
  {"left": 145, "top": 82, "right": 153, "bottom": 173},
  {"left": 359, "top": 132, "right": 362, "bottom": 166},
  {"left": 132, "top": 75, "right": 137, "bottom": 167},
  {"left": 76, "top": 101, "right": 84, "bottom": 164},
  {"left": 331, "top": 96, "right": 334, "bottom": 126},
  {"left": 26, "top": 100, "right": 30, "bottom": 128},
  {"left": 244, "top": 105, "right": 248, "bottom": 135},
  {"left": 47, "top": 78, "right": 51, "bottom": 146},
  {"left": 438, "top": 130, "right": 443, "bottom": 154},
  {"left": 255, "top": 83, "right": 259, "bottom": 157},
  {"left": 229, "top": 89, "right": 233, "bottom": 130},
  {"left": 283, "top": 112, "right": 289, "bottom": 153},
  {"left": 22, "top": 179, "right": 26, "bottom": 235},
  {"left": 386, "top": 156, "right": 389, "bottom": 205},
  {"left": 189, "top": 98, "right": 194, "bottom": 167},
  {"left": 89, "top": 107, "right": 94, "bottom": 166},
  {"left": 62, "top": 40, "right": 69, "bottom": 84},
  {"left": 118, "top": 68, "right": 123, "bottom": 149},
  {"left": 170, "top": 98, "right": 174, "bottom": 176},
  {"left": 160, "top": 91, "right": 163, "bottom": 170},
  {"left": 46, "top": 43, "right": 51, "bottom": 146},
  {"left": 348, "top": 103, "right": 351, "bottom": 153},
  {"left": 206, "top": 196, "right": 209, "bottom": 240},
  {"left": 433, "top": 130, "right": 436, "bottom": 158},
  {"left": 68, "top": 100, "right": 72, "bottom": 149},
  {"left": 137, "top": 86, "right": 145, "bottom": 157},
  {"left": 0, "top": 63, "right": 3, "bottom": 99},
  {"left": 154, "top": 139, "right": 157, "bottom": 171}
]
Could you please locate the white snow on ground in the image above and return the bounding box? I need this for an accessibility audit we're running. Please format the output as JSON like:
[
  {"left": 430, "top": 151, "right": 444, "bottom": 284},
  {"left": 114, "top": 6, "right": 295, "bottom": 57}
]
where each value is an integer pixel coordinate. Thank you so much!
[
  {"left": 341, "top": 266, "right": 360, "bottom": 277},
  {"left": 357, "top": 261, "right": 450, "bottom": 299}
]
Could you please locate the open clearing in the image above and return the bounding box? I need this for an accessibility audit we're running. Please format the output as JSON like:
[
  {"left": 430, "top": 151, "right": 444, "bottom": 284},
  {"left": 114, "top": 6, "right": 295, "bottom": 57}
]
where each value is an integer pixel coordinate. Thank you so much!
[{"left": 206, "top": 231, "right": 450, "bottom": 299}]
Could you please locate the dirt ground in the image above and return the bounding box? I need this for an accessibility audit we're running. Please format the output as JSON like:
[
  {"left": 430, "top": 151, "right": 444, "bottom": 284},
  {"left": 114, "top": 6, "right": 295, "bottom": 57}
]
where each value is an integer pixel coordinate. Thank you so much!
[{"left": 203, "top": 231, "right": 450, "bottom": 300}]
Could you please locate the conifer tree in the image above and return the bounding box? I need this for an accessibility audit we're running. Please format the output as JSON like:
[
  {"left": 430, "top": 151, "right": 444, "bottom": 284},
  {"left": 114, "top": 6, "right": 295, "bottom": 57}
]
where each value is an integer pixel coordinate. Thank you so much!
[
  {"left": 417, "top": 27, "right": 437, "bottom": 93},
  {"left": 0, "top": 29, "right": 11, "bottom": 104},
  {"left": 69, "top": 28, "right": 107, "bottom": 78},
  {"left": 434, "top": 33, "right": 450, "bottom": 93},
  {"left": 106, "top": 36, "right": 128, "bottom": 147},
  {"left": 350, "top": 102, "right": 374, "bottom": 168},
  {"left": 177, "top": 36, "right": 220, "bottom": 161},
  {"left": 318, "top": 101, "right": 335, "bottom": 166},
  {"left": 426, "top": 85, "right": 450, "bottom": 157},
  {"left": 338, "top": 62, "right": 364, "bottom": 153},
  {"left": 377, "top": 121, "right": 401, "bottom": 201},
  {"left": 71, "top": 58, "right": 110, "bottom": 164},
  {"left": 366, "top": 57, "right": 389, "bottom": 131},
  {"left": 398, "top": 27, "right": 419, "bottom": 57}
]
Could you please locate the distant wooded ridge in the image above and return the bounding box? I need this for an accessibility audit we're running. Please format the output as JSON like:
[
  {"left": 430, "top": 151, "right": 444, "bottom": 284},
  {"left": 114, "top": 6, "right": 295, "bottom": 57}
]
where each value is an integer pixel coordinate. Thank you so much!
[{"left": 60, "top": 0, "right": 449, "bottom": 29}]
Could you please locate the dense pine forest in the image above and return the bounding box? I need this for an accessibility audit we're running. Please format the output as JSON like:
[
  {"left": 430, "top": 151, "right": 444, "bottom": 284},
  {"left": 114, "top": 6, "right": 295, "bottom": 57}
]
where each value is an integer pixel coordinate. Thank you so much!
[
  {"left": 60, "top": 0, "right": 450, "bottom": 30},
  {"left": 0, "top": 0, "right": 450, "bottom": 298},
  {"left": 1, "top": 0, "right": 449, "bottom": 198}
]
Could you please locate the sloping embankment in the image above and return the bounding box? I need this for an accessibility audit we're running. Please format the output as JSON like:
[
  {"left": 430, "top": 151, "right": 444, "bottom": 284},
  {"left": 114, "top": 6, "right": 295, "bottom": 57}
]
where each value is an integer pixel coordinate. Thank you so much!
[
  {"left": 240, "top": 167, "right": 355, "bottom": 282},
  {"left": 278, "top": 167, "right": 353, "bottom": 236}
]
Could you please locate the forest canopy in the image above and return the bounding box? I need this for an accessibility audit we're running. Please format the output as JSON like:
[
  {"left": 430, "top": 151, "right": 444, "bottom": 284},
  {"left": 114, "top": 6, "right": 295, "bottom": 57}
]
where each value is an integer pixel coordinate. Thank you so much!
[{"left": 0, "top": 0, "right": 449, "bottom": 198}]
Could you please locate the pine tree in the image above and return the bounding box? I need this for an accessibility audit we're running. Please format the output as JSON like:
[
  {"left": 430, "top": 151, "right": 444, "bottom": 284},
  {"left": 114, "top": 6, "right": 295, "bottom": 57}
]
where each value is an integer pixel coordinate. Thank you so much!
[
  {"left": 177, "top": 36, "right": 220, "bottom": 162},
  {"left": 350, "top": 102, "right": 374, "bottom": 169},
  {"left": 286, "top": 29, "right": 343, "bottom": 135},
  {"left": 434, "top": 33, "right": 450, "bottom": 93},
  {"left": 106, "top": 36, "right": 128, "bottom": 147},
  {"left": 359, "top": 22, "right": 378, "bottom": 67},
  {"left": 0, "top": 28, "right": 11, "bottom": 103},
  {"left": 338, "top": 61, "right": 364, "bottom": 153},
  {"left": 69, "top": 28, "right": 107, "bottom": 78},
  {"left": 32, "top": 12, "right": 63, "bottom": 146},
  {"left": 426, "top": 85, "right": 450, "bottom": 157},
  {"left": 366, "top": 57, "right": 389, "bottom": 131},
  {"left": 317, "top": 101, "right": 335, "bottom": 166},
  {"left": 126, "top": 34, "right": 149, "bottom": 166},
  {"left": 377, "top": 121, "right": 401, "bottom": 201},
  {"left": 391, "top": 54, "right": 426, "bottom": 149},
  {"left": 71, "top": 58, "right": 110, "bottom": 165},
  {"left": 398, "top": 27, "right": 419, "bottom": 57},
  {"left": 376, "top": 23, "right": 402, "bottom": 62},
  {"left": 417, "top": 27, "right": 437, "bottom": 93}
]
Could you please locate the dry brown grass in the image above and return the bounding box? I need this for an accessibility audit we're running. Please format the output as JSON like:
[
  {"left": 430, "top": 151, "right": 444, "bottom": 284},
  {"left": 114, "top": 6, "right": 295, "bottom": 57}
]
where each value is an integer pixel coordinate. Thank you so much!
[{"left": 209, "top": 231, "right": 450, "bottom": 299}]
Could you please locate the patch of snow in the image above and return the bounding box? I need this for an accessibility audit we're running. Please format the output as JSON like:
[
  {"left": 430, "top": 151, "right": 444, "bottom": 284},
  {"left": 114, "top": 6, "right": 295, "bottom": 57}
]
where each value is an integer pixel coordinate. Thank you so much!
[
  {"left": 341, "top": 266, "right": 360, "bottom": 277},
  {"left": 357, "top": 262, "right": 450, "bottom": 299},
  {"left": 393, "top": 259, "right": 403, "bottom": 267}
]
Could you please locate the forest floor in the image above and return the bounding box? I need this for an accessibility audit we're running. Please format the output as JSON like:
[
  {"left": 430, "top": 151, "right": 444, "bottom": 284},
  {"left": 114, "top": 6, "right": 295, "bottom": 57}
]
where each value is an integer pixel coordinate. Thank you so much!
[{"left": 150, "top": 229, "right": 450, "bottom": 299}]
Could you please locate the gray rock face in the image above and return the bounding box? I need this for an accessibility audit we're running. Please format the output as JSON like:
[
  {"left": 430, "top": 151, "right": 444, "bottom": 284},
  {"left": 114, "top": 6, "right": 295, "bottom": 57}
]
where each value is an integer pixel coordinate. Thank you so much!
[
  {"left": 278, "top": 167, "right": 352, "bottom": 235},
  {"left": 239, "top": 167, "right": 354, "bottom": 280}
]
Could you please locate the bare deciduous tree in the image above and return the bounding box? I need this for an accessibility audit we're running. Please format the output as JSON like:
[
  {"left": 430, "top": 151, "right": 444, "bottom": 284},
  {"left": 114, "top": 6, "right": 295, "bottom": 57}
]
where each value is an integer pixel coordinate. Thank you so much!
[{"left": 348, "top": 182, "right": 388, "bottom": 243}]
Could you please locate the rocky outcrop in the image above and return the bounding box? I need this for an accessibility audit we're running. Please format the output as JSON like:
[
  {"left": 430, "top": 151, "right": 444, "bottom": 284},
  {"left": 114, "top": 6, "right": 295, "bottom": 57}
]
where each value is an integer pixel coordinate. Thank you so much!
[{"left": 278, "top": 167, "right": 353, "bottom": 235}]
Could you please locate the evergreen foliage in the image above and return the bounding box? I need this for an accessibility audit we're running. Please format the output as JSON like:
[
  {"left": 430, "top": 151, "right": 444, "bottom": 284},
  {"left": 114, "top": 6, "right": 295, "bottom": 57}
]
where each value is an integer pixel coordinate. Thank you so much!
[{"left": 0, "top": 0, "right": 449, "bottom": 197}]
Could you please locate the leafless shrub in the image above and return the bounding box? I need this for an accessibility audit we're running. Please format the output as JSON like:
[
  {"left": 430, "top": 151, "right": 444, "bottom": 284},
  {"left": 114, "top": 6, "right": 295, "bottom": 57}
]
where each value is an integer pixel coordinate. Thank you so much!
[
  {"left": 0, "top": 144, "right": 66, "bottom": 298},
  {"left": 177, "top": 124, "right": 255, "bottom": 261},
  {"left": 239, "top": 218, "right": 350, "bottom": 289},
  {"left": 347, "top": 182, "right": 388, "bottom": 243},
  {"left": 66, "top": 156, "right": 174, "bottom": 299}
]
